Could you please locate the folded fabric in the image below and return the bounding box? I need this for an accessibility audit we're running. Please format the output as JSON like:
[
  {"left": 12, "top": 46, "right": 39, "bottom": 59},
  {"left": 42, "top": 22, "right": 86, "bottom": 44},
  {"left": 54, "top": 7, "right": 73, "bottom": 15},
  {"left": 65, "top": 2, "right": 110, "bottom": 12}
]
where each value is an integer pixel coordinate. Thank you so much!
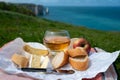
[
  {"left": 0, "top": 69, "right": 39, "bottom": 80},
  {"left": 0, "top": 38, "right": 119, "bottom": 80}
]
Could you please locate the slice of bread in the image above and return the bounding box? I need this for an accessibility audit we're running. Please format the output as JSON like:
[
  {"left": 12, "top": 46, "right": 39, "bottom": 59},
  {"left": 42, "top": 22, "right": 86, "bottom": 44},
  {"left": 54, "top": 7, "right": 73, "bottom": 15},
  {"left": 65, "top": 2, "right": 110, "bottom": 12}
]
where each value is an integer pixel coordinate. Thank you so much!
[
  {"left": 67, "top": 47, "right": 88, "bottom": 57},
  {"left": 11, "top": 53, "right": 29, "bottom": 68},
  {"left": 68, "top": 47, "right": 89, "bottom": 71},
  {"left": 23, "top": 45, "right": 48, "bottom": 56},
  {"left": 69, "top": 55, "right": 89, "bottom": 71},
  {"left": 52, "top": 52, "right": 69, "bottom": 69}
]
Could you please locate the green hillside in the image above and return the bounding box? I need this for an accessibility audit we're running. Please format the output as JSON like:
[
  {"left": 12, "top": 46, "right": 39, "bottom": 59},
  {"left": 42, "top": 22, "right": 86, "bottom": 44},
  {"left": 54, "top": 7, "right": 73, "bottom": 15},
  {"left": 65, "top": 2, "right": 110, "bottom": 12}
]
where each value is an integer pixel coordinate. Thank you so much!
[
  {"left": 0, "top": 2, "right": 35, "bottom": 16},
  {"left": 0, "top": 10, "right": 120, "bottom": 79}
]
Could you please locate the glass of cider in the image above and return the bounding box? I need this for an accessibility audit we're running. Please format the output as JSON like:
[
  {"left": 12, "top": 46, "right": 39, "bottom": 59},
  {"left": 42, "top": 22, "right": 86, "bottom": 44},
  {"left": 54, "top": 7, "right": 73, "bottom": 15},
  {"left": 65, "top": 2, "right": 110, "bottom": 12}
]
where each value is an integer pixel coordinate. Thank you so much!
[{"left": 43, "top": 30, "right": 70, "bottom": 55}]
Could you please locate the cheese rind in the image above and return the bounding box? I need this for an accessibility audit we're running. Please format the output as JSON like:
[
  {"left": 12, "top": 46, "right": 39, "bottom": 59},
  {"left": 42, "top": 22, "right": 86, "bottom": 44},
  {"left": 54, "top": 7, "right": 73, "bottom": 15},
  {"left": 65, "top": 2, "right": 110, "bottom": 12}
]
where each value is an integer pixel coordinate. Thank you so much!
[{"left": 23, "top": 45, "right": 49, "bottom": 56}]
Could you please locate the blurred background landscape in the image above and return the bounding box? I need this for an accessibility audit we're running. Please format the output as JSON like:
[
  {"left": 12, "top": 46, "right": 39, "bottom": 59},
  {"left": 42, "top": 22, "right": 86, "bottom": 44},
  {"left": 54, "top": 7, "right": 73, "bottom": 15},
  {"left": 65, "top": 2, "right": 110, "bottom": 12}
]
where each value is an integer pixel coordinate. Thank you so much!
[{"left": 0, "top": 0, "right": 120, "bottom": 79}]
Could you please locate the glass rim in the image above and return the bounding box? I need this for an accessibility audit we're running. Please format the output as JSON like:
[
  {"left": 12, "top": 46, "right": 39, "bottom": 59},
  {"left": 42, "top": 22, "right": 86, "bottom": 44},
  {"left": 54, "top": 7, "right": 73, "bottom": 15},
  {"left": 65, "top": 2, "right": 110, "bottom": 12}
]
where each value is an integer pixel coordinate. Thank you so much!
[
  {"left": 45, "top": 29, "right": 69, "bottom": 32},
  {"left": 44, "top": 29, "right": 70, "bottom": 38}
]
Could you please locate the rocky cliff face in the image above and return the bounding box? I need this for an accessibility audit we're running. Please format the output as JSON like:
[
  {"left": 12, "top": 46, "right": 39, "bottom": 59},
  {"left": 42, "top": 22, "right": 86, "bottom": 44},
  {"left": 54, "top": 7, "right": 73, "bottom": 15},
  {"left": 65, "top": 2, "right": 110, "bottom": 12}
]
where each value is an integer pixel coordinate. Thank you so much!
[
  {"left": 0, "top": 2, "right": 44, "bottom": 16},
  {"left": 17, "top": 3, "right": 44, "bottom": 16}
]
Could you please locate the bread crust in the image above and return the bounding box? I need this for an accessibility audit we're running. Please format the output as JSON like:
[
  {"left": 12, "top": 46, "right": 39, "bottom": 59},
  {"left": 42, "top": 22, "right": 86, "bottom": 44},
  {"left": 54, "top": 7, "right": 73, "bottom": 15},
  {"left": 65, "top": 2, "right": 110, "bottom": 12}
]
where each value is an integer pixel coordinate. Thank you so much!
[
  {"left": 67, "top": 47, "right": 89, "bottom": 71},
  {"left": 67, "top": 47, "right": 88, "bottom": 57},
  {"left": 11, "top": 53, "right": 29, "bottom": 68},
  {"left": 69, "top": 56, "right": 89, "bottom": 71},
  {"left": 52, "top": 52, "right": 69, "bottom": 69}
]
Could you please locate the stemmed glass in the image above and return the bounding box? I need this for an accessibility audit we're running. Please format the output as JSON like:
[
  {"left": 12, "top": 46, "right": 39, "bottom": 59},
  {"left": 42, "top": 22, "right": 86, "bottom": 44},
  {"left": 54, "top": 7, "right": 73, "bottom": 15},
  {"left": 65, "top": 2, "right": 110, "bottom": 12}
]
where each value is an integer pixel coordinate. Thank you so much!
[{"left": 43, "top": 30, "right": 70, "bottom": 55}]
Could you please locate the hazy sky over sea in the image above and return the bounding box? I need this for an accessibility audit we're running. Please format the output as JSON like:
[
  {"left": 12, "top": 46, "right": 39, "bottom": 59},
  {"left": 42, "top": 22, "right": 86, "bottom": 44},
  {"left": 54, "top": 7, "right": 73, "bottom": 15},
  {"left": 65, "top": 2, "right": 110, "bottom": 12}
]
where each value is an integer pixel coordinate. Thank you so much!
[{"left": 0, "top": 0, "right": 120, "bottom": 6}]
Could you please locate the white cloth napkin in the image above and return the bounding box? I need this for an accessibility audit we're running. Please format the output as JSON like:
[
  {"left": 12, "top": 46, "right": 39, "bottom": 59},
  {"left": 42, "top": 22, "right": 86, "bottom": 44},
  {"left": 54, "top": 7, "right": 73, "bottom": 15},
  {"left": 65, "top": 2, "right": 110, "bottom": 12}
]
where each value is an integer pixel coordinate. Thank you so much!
[{"left": 0, "top": 38, "right": 119, "bottom": 80}]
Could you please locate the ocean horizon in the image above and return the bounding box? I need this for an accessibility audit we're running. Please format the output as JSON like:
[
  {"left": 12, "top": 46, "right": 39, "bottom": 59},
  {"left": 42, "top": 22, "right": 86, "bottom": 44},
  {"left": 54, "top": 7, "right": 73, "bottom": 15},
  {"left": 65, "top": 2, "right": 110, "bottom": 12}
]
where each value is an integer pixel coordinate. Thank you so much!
[{"left": 41, "top": 6, "right": 120, "bottom": 31}]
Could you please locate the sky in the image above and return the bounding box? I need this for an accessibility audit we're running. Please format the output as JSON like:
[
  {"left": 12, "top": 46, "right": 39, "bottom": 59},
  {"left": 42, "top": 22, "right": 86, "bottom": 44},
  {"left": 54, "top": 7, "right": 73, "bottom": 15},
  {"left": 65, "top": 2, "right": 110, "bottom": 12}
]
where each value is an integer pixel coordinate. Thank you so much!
[{"left": 0, "top": 0, "right": 120, "bottom": 6}]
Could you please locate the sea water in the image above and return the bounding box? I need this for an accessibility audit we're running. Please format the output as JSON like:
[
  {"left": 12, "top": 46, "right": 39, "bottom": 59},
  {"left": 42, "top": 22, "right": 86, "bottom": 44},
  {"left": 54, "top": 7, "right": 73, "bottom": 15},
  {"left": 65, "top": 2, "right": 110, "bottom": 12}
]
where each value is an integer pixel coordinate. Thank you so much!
[{"left": 42, "top": 6, "right": 120, "bottom": 31}]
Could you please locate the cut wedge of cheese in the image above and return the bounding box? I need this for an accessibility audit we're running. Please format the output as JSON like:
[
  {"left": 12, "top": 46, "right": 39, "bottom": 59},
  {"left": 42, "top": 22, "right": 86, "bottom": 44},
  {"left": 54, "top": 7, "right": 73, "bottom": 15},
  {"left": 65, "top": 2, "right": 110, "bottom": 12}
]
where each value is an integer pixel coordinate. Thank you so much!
[
  {"left": 29, "top": 55, "right": 50, "bottom": 68},
  {"left": 29, "top": 55, "right": 41, "bottom": 68},
  {"left": 40, "top": 56, "right": 50, "bottom": 68}
]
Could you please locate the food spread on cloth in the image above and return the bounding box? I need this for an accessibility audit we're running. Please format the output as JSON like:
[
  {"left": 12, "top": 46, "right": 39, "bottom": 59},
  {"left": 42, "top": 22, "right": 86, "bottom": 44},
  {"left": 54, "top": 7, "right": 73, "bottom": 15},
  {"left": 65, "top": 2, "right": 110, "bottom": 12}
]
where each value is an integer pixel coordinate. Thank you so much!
[{"left": 0, "top": 38, "right": 119, "bottom": 80}]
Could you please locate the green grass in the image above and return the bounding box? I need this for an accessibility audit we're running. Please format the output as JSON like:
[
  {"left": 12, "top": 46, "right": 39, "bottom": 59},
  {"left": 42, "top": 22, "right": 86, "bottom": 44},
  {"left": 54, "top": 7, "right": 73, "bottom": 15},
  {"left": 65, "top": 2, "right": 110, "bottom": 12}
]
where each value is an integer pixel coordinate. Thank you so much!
[{"left": 0, "top": 10, "right": 120, "bottom": 79}]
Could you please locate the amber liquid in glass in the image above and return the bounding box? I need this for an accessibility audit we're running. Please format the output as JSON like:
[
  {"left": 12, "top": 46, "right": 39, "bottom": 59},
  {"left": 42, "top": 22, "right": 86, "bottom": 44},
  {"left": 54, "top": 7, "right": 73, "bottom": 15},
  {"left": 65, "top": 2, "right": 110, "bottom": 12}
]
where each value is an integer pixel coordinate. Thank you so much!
[{"left": 44, "top": 36, "right": 70, "bottom": 51}]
